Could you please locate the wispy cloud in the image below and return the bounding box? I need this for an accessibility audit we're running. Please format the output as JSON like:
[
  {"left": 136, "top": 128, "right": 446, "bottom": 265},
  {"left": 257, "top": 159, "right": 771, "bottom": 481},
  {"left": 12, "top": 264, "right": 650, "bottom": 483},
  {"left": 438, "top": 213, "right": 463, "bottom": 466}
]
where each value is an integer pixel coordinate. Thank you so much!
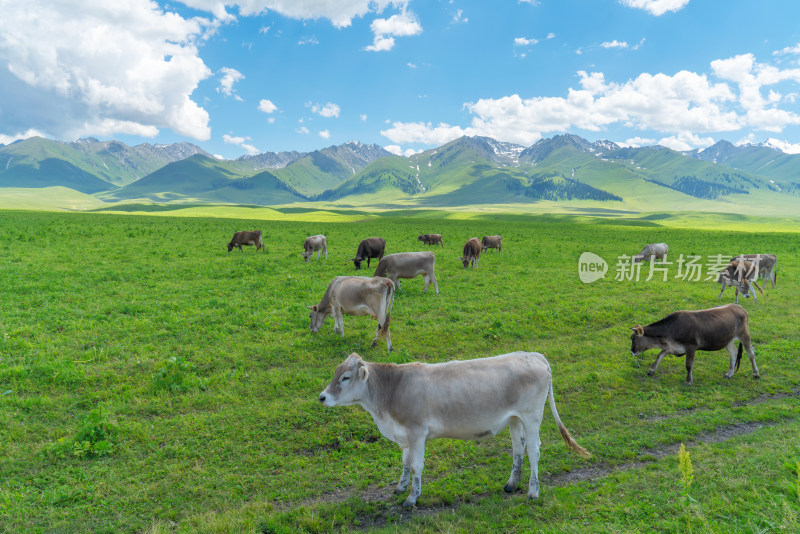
[
  {"left": 258, "top": 99, "right": 277, "bottom": 114},
  {"left": 619, "top": 0, "right": 690, "bottom": 16},
  {"left": 218, "top": 67, "right": 244, "bottom": 101},
  {"left": 223, "top": 133, "right": 258, "bottom": 155},
  {"left": 307, "top": 102, "right": 341, "bottom": 118}
]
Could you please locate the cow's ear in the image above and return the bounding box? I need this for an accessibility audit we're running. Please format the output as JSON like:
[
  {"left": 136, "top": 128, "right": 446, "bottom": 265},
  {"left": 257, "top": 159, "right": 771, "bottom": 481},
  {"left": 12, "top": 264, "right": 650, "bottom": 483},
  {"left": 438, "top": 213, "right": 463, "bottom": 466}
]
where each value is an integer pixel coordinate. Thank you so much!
[
  {"left": 633, "top": 325, "right": 644, "bottom": 336},
  {"left": 358, "top": 364, "right": 369, "bottom": 382},
  {"left": 311, "top": 305, "right": 319, "bottom": 312}
]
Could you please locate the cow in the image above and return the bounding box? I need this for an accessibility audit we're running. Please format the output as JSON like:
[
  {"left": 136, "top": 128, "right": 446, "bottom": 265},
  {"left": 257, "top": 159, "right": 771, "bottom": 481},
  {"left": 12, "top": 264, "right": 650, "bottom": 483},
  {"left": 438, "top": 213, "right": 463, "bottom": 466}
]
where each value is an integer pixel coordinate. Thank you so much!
[
  {"left": 373, "top": 252, "right": 439, "bottom": 294},
  {"left": 227, "top": 230, "right": 264, "bottom": 252},
  {"left": 417, "top": 234, "right": 444, "bottom": 247},
  {"left": 630, "top": 303, "right": 760, "bottom": 385},
  {"left": 318, "top": 351, "right": 590, "bottom": 508},
  {"left": 307, "top": 276, "right": 395, "bottom": 351},
  {"left": 351, "top": 237, "right": 386, "bottom": 270},
  {"left": 633, "top": 242, "right": 668, "bottom": 263},
  {"left": 481, "top": 235, "right": 503, "bottom": 253},
  {"left": 730, "top": 254, "right": 777, "bottom": 288},
  {"left": 461, "top": 237, "right": 482, "bottom": 268},
  {"left": 717, "top": 260, "right": 764, "bottom": 303},
  {"left": 302, "top": 234, "right": 327, "bottom": 263}
]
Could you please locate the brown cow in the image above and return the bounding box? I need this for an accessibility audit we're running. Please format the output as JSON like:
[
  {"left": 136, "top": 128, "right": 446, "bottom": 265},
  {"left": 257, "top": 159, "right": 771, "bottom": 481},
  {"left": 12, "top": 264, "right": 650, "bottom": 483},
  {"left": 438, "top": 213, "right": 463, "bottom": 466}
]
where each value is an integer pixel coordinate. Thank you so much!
[
  {"left": 417, "top": 234, "right": 444, "bottom": 247},
  {"left": 481, "top": 235, "right": 502, "bottom": 252},
  {"left": 307, "top": 276, "right": 395, "bottom": 351},
  {"left": 717, "top": 260, "right": 764, "bottom": 303},
  {"left": 351, "top": 237, "right": 386, "bottom": 270},
  {"left": 461, "top": 237, "right": 481, "bottom": 268},
  {"left": 730, "top": 254, "right": 777, "bottom": 288},
  {"left": 373, "top": 252, "right": 439, "bottom": 294},
  {"left": 630, "top": 303, "right": 760, "bottom": 385},
  {"left": 227, "top": 231, "right": 264, "bottom": 252}
]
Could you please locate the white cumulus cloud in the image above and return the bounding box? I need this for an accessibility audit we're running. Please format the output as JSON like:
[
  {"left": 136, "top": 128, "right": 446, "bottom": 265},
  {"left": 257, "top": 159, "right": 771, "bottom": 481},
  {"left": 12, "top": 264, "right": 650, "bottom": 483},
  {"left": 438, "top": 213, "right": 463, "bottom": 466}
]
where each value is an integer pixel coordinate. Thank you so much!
[
  {"left": 309, "top": 102, "right": 341, "bottom": 118},
  {"left": 319, "top": 129, "right": 330, "bottom": 139},
  {"left": 514, "top": 37, "right": 538, "bottom": 46},
  {"left": 0, "top": 128, "right": 48, "bottom": 145},
  {"left": 619, "top": 0, "right": 690, "bottom": 16},
  {"left": 258, "top": 99, "right": 278, "bottom": 114},
  {"left": 601, "top": 40, "right": 628, "bottom": 49},
  {"left": 223, "top": 133, "right": 259, "bottom": 155},
  {"left": 0, "top": 0, "right": 213, "bottom": 141},
  {"left": 366, "top": 10, "right": 422, "bottom": 52}
]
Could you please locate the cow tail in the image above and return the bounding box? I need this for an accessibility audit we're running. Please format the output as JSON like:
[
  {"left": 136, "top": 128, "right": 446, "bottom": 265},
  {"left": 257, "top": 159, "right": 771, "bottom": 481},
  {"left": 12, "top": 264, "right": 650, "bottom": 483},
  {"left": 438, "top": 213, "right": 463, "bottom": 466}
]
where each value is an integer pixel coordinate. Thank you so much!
[
  {"left": 547, "top": 372, "right": 591, "bottom": 459},
  {"left": 735, "top": 342, "right": 743, "bottom": 372}
]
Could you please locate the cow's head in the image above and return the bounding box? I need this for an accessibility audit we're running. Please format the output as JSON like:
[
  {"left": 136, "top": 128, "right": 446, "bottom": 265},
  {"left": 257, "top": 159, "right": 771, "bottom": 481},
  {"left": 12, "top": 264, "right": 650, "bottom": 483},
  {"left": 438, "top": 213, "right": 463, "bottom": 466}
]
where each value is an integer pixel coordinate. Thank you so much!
[
  {"left": 417, "top": 235, "right": 423, "bottom": 241},
  {"left": 351, "top": 257, "right": 363, "bottom": 270},
  {"left": 307, "top": 304, "right": 329, "bottom": 332},
  {"left": 630, "top": 324, "right": 653, "bottom": 355},
  {"left": 227, "top": 242, "right": 235, "bottom": 252},
  {"left": 460, "top": 256, "right": 469, "bottom": 268},
  {"left": 302, "top": 251, "right": 311, "bottom": 262},
  {"left": 319, "top": 353, "right": 369, "bottom": 407}
]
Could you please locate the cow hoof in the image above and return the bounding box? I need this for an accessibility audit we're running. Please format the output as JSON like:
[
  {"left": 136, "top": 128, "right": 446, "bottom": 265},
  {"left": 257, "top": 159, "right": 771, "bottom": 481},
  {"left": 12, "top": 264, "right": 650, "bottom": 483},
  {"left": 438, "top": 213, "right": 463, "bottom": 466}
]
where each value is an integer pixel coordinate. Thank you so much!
[
  {"left": 753, "top": 375, "right": 761, "bottom": 380},
  {"left": 527, "top": 493, "right": 539, "bottom": 500},
  {"left": 503, "top": 484, "right": 517, "bottom": 493},
  {"left": 646, "top": 370, "right": 655, "bottom": 376},
  {"left": 371, "top": 341, "right": 378, "bottom": 347},
  {"left": 402, "top": 500, "right": 415, "bottom": 509}
]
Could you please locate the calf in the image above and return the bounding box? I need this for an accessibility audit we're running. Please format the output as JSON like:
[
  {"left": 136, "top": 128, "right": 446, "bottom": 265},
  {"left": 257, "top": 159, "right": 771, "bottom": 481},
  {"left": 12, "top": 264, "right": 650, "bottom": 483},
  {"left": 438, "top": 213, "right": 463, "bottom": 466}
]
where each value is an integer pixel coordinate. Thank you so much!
[
  {"left": 633, "top": 242, "right": 668, "bottom": 263},
  {"left": 351, "top": 237, "right": 386, "bottom": 270},
  {"left": 373, "top": 252, "right": 439, "bottom": 294},
  {"left": 481, "top": 235, "right": 503, "bottom": 252},
  {"left": 417, "top": 234, "right": 444, "bottom": 247},
  {"left": 717, "top": 260, "right": 764, "bottom": 303},
  {"left": 630, "top": 303, "right": 760, "bottom": 385},
  {"left": 227, "top": 231, "right": 264, "bottom": 252},
  {"left": 319, "top": 352, "right": 590, "bottom": 508},
  {"left": 730, "top": 254, "right": 777, "bottom": 288},
  {"left": 302, "top": 234, "right": 327, "bottom": 262},
  {"left": 461, "top": 237, "right": 482, "bottom": 268},
  {"left": 307, "top": 276, "right": 395, "bottom": 351}
]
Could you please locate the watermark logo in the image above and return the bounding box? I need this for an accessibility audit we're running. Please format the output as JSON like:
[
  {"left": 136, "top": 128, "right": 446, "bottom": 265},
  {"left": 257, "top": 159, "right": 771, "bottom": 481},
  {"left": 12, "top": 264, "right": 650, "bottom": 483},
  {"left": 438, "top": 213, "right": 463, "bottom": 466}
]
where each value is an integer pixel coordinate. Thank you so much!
[{"left": 578, "top": 252, "right": 608, "bottom": 283}]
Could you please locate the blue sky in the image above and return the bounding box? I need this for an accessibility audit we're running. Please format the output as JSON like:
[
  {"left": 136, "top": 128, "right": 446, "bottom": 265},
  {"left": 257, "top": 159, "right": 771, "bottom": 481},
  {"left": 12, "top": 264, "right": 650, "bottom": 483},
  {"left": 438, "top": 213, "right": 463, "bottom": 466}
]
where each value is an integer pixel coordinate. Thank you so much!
[{"left": 3, "top": 0, "right": 800, "bottom": 159}]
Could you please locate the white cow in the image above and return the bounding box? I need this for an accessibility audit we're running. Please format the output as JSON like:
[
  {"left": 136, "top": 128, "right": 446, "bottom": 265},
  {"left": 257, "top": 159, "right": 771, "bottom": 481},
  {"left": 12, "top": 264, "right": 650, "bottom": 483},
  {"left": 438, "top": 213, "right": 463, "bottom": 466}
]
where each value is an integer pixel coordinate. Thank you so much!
[
  {"left": 307, "top": 276, "right": 395, "bottom": 351},
  {"left": 372, "top": 251, "right": 439, "bottom": 294},
  {"left": 633, "top": 243, "right": 668, "bottom": 263},
  {"left": 318, "top": 351, "right": 591, "bottom": 508},
  {"left": 302, "top": 234, "right": 328, "bottom": 262}
]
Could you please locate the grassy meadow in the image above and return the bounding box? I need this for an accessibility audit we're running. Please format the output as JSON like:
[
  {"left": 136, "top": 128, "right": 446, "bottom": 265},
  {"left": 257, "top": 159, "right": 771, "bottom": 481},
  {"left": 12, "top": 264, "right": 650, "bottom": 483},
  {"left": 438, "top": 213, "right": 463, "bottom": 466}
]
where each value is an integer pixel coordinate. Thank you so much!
[{"left": 0, "top": 208, "right": 799, "bottom": 533}]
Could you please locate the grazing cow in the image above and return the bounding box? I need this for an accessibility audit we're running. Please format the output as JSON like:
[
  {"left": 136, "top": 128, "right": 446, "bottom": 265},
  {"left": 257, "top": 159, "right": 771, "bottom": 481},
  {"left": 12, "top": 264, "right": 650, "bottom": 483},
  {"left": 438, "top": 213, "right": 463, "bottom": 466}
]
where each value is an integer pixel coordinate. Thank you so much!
[
  {"left": 730, "top": 254, "right": 777, "bottom": 288},
  {"left": 481, "top": 235, "right": 503, "bottom": 252},
  {"left": 227, "top": 231, "right": 264, "bottom": 252},
  {"left": 373, "top": 252, "right": 439, "bottom": 294},
  {"left": 302, "top": 235, "right": 328, "bottom": 263},
  {"left": 417, "top": 234, "right": 444, "bottom": 247},
  {"left": 717, "top": 260, "right": 764, "bottom": 303},
  {"left": 461, "top": 237, "right": 482, "bottom": 268},
  {"left": 351, "top": 237, "right": 386, "bottom": 270},
  {"left": 633, "top": 242, "right": 668, "bottom": 263},
  {"left": 318, "top": 352, "right": 590, "bottom": 508},
  {"left": 630, "top": 303, "right": 760, "bottom": 385},
  {"left": 307, "top": 276, "right": 395, "bottom": 351}
]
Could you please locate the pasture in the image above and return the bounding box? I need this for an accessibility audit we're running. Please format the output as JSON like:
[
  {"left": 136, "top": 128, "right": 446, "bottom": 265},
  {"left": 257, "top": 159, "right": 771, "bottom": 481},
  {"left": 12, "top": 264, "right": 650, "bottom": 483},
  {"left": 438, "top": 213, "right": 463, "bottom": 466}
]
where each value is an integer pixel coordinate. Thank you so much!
[{"left": 0, "top": 209, "right": 798, "bottom": 533}]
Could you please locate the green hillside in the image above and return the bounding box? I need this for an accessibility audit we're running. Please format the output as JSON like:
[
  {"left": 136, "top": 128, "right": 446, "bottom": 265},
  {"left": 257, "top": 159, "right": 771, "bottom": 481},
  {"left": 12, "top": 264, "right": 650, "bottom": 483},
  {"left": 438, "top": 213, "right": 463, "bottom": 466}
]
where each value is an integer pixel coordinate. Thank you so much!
[
  {"left": 272, "top": 150, "right": 356, "bottom": 196},
  {"left": 104, "top": 155, "right": 304, "bottom": 205}
]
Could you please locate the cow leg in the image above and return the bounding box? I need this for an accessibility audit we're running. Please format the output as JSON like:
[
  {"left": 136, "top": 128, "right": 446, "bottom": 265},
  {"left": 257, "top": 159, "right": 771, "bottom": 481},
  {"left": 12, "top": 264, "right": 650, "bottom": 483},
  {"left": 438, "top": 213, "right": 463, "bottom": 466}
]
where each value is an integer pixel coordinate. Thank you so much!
[
  {"left": 724, "top": 341, "right": 738, "bottom": 378},
  {"left": 402, "top": 437, "right": 426, "bottom": 508},
  {"left": 522, "top": 421, "right": 542, "bottom": 499},
  {"left": 647, "top": 349, "right": 668, "bottom": 376},
  {"left": 430, "top": 271, "right": 439, "bottom": 294},
  {"left": 739, "top": 333, "right": 760, "bottom": 379},
  {"left": 684, "top": 349, "right": 696, "bottom": 385},
  {"left": 733, "top": 286, "right": 740, "bottom": 304},
  {"left": 395, "top": 448, "right": 412, "bottom": 494},
  {"left": 504, "top": 417, "right": 526, "bottom": 493},
  {"left": 717, "top": 281, "right": 726, "bottom": 298},
  {"left": 333, "top": 306, "right": 344, "bottom": 337}
]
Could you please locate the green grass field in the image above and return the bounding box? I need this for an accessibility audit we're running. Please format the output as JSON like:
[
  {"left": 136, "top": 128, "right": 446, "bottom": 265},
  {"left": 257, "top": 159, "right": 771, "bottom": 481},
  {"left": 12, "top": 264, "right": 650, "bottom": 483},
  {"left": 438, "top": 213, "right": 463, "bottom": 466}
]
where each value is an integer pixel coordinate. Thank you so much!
[{"left": 0, "top": 209, "right": 798, "bottom": 533}]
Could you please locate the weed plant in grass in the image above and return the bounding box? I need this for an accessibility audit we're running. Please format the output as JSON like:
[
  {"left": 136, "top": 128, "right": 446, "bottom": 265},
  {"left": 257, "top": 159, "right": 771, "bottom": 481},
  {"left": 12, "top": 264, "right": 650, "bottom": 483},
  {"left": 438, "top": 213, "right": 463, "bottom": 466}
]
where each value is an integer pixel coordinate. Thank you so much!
[{"left": 0, "top": 209, "right": 798, "bottom": 532}]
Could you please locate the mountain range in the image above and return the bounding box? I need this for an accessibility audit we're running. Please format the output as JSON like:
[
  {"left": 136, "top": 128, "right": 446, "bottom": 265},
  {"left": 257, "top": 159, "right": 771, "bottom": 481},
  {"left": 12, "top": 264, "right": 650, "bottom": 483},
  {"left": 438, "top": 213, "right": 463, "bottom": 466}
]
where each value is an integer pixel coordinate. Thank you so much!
[{"left": 1, "top": 134, "right": 799, "bottom": 213}]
